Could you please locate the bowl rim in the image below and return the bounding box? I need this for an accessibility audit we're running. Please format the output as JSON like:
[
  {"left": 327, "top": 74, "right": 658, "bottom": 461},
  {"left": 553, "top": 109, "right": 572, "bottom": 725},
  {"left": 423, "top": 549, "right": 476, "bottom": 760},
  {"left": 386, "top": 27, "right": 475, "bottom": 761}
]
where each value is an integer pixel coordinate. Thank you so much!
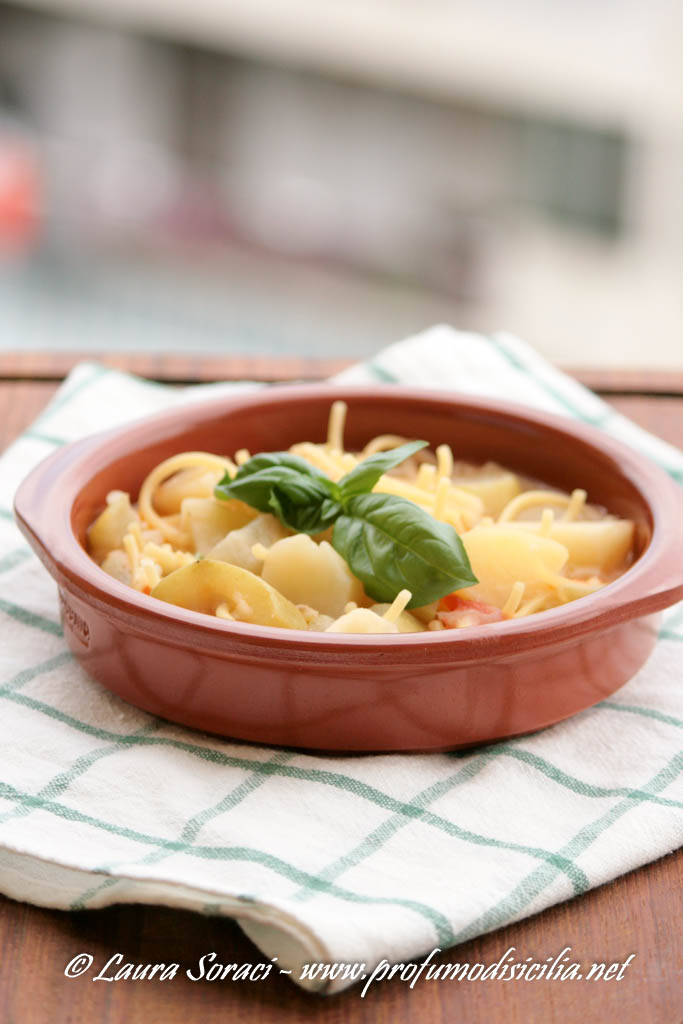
[{"left": 14, "top": 383, "right": 683, "bottom": 662}]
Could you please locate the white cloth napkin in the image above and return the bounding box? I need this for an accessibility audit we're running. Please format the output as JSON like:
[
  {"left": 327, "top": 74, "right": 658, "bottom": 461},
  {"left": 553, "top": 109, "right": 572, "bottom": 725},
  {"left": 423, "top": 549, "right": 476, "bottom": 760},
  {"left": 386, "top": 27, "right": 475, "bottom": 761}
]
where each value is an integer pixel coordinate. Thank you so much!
[{"left": 1, "top": 326, "right": 681, "bottom": 994}]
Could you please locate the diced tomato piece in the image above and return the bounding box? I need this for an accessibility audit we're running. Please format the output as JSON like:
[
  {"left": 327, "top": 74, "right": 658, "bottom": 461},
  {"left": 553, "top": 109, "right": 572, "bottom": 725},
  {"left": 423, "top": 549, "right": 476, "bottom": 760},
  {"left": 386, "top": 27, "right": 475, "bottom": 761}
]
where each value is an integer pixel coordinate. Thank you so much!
[
  {"left": 437, "top": 591, "right": 503, "bottom": 628},
  {"left": 438, "top": 592, "right": 499, "bottom": 615}
]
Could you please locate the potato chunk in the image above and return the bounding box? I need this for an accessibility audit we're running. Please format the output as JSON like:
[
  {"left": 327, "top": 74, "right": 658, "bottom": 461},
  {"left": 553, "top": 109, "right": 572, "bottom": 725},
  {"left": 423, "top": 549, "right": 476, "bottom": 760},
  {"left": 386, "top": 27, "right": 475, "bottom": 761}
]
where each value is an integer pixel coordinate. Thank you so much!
[
  {"left": 208, "top": 514, "right": 288, "bottom": 574},
  {"left": 451, "top": 469, "right": 522, "bottom": 518},
  {"left": 181, "top": 497, "right": 258, "bottom": 556},
  {"left": 325, "top": 608, "right": 398, "bottom": 634},
  {"left": 410, "top": 601, "right": 438, "bottom": 624},
  {"left": 508, "top": 519, "right": 634, "bottom": 574},
  {"left": 370, "top": 604, "right": 425, "bottom": 633},
  {"left": 153, "top": 466, "right": 222, "bottom": 515},
  {"left": 87, "top": 494, "right": 137, "bottom": 563},
  {"left": 296, "top": 604, "right": 335, "bottom": 631},
  {"left": 461, "top": 525, "right": 569, "bottom": 608},
  {"left": 151, "top": 559, "right": 306, "bottom": 630},
  {"left": 260, "top": 534, "right": 365, "bottom": 618},
  {"left": 99, "top": 548, "right": 132, "bottom": 585}
]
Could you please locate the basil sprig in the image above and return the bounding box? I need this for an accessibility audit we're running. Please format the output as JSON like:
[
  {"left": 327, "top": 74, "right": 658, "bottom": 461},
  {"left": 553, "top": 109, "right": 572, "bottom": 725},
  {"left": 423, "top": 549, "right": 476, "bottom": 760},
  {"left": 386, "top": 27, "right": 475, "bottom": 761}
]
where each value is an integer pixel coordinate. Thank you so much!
[
  {"left": 218, "top": 453, "right": 341, "bottom": 534},
  {"left": 214, "top": 442, "right": 477, "bottom": 607}
]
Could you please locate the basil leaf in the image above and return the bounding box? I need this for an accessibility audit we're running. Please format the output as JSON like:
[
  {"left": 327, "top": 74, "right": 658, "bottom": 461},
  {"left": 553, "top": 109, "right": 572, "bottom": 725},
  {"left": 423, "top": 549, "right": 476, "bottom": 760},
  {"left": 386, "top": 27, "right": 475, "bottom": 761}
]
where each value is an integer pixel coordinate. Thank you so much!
[
  {"left": 229, "top": 451, "right": 333, "bottom": 484},
  {"left": 216, "top": 465, "right": 292, "bottom": 512},
  {"left": 268, "top": 488, "right": 341, "bottom": 535},
  {"left": 216, "top": 465, "right": 321, "bottom": 510},
  {"left": 215, "top": 446, "right": 477, "bottom": 604},
  {"left": 216, "top": 451, "right": 339, "bottom": 496},
  {"left": 338, "top": 440, "right": 428, "bottom": 501},
  {"left": 332, "top": 493, "right": 477, "bottom": 607},
  {"left": 215, "top": 454, "right": 341, "bottom": 534}
]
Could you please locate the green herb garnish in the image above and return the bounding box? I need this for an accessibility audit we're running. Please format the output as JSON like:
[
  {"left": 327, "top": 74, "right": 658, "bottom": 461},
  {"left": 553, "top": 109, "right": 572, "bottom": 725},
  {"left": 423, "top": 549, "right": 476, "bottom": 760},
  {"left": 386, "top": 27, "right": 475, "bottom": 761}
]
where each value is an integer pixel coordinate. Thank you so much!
[{"left": 214, "top": 442, "right": 477, "bottom": 607}]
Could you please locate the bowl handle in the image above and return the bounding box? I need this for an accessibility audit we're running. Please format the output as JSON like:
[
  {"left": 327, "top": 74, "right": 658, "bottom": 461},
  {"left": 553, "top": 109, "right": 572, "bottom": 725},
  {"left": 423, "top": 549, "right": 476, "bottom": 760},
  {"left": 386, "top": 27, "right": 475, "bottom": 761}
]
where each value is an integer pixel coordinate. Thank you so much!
[{"left": 13, "top": 433, "right": 105, "bottom": 579}]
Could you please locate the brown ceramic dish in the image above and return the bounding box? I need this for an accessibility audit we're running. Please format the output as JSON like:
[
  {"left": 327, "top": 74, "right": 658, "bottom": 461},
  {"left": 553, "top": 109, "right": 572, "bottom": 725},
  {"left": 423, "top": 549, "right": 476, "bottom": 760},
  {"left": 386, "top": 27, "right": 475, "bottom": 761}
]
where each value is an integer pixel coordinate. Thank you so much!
[{"left": 14, "top": 386, "right": 683, "bottom": 752}]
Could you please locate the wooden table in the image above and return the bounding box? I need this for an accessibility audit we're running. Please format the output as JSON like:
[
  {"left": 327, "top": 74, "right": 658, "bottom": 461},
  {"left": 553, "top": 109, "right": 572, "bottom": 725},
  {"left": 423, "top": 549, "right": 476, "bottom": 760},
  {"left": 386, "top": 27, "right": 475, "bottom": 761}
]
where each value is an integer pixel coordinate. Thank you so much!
[{"left": 1, "top": 353, "right": 681, "bottom": 1024}]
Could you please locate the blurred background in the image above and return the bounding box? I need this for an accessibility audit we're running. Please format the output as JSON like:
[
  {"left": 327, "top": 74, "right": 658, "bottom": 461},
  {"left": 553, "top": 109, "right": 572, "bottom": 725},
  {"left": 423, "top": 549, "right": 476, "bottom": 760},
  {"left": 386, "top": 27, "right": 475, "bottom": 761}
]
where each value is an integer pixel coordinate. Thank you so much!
[{"left": 0, "top": 0, "right": 681, "bottom": 366}]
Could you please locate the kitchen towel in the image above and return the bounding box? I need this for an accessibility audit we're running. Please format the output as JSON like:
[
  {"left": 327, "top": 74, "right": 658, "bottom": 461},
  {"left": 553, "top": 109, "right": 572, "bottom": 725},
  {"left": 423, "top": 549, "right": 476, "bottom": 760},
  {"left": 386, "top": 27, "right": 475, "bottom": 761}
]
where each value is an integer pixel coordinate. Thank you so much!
[{"left": 1, "top": 325, "right": 681, "bottom": 994}]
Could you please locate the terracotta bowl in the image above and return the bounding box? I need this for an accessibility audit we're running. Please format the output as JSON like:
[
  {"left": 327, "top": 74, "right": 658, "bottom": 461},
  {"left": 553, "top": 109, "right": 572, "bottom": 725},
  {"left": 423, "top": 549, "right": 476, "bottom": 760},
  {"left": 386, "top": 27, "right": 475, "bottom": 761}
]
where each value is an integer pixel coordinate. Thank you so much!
[{"left": 14, "top": 386, "right": 683, "bottom": 753}]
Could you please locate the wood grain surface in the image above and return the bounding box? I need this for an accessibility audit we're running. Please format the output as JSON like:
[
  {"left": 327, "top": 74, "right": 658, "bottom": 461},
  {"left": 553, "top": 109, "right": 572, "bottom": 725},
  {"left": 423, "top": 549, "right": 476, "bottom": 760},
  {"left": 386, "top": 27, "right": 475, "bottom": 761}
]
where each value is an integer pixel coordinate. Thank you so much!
[
  {"left": 2, "top": 351, "right": 683, "bottom": 395},
  {"left": 0, "top": 364, "right": 681, "bottom": 1024}
]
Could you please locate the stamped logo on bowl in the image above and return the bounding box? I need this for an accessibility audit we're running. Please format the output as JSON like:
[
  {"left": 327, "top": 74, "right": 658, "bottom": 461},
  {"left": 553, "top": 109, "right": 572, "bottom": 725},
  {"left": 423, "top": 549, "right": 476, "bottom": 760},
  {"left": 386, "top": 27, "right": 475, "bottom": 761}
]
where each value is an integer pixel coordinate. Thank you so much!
[{"left": 59, "top": 590, "right": 90, "bottom": 648}]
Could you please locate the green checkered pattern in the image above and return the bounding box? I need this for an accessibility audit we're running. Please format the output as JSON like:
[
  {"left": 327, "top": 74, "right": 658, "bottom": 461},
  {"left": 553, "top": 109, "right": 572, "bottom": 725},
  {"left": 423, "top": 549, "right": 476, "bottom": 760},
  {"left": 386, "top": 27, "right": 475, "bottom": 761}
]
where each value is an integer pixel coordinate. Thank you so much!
[{"left": 1, "top": 326, "right": 681, "bottom": 994}]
